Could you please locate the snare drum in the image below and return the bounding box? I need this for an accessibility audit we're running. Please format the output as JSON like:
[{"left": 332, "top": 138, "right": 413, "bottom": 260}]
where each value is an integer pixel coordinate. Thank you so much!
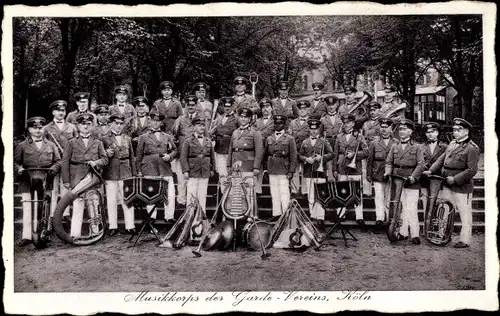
[{"left": 241, "top": 220, "right": 274, "bottom": 250}]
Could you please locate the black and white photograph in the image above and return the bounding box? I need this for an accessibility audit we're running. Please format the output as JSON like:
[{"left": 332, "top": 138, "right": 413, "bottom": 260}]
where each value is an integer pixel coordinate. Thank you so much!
[{"left": 2, "top": 2, "right": 498, "bottom": 314}]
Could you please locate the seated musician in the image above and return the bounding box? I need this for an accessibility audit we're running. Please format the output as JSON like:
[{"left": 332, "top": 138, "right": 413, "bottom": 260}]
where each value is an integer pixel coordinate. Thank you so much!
[
  {"left": 180, "top": 117, "right": 216, "bottom": 213},
  {"left": 135, "top": 109, "right": 178, "bottom": 225},
  {"left": 264, "top": 114, "right": 298, "bottom": 220},
  {"left": 254, "top": 97, "right": 275, "bottom": 195},
  {"left": 367, "top": 118, "right": 397, "bottom": 231},
  {"left": 424, "top": 118, "right": 480, "bottom": 249},
  {"left": 333, "top": 113, "right": 369, "bottom": 228},
  {"left": 384, "top": 119, "right": 425, "bottom": 245},
  {"left": 15, "top": 117, "right": 61, "bottom": 247},
  {"left": 61, "top": 113, "right": 109, "bottom": 239},
  {"left": 298, "top": 119, "right": 334, "bottom": 231},
  {"left": 102, "top": 114, "right": 136, "bottom": 236}
]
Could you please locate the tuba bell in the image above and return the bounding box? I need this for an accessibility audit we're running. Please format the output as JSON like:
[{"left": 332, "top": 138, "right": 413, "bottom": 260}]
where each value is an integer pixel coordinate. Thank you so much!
[
  {"left": 424, "top": 175, "right": 455, "bottom": 246},
  {"left": 386, "top": 174, "right": 407, "bottom": 242}
]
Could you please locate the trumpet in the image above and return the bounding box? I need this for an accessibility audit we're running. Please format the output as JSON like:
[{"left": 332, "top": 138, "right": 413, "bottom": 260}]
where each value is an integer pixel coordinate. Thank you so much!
[{"left": 346, "top": 132, "right": 361, "bottom": 170}]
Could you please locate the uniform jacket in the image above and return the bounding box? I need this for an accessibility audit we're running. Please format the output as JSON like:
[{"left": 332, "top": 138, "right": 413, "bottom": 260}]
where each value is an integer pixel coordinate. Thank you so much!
[
  {"left": 152, "top": 98, "right": 183, "bottom": 131},
  {"left": 109, "top": 103, "right": 136, "bottom": 119},
  {"left": 264, "top": 133, "right": 298, "bottom": 175},
  {"left": 320, "top": 112, "right": 343, "bottom": 148},
  {"left": 385, "top": 140, "right": 426, "bottom": 190},
  {"left": 227, "top": 126, "right": 264, "bottom": 172},
  {"left": 172, "top": 113, "right": 198, "bottom": 146},
  {"left": 338, "top": 101, "right": 356, "bottom": 115},
  {"left": 232, "top": 94, "right": 259, "bottom": 114},
  {"left": 124, "top": 115, "right": 151, "bottom": 141},
  {"left": 288, "top": 117, "right": 310, "bottom": 150},
  {"left": 271, "top": 97, "right": 298, "bottom": 118},
  {"left": 421, "top": 141, "right": 448, "bottom": 169},
  {"left": 180, "top": 134, "right": 215, "bottom": 178},
  {"left": 254, "top": 116, "right": 275, "bottom": 141},
  {"left": 136, "top": 131, "right": 178, "bottom": 177},
  {"left": 309, "top": 98, "right": 327, "bottom": 119},
  {"left": 339, "top": 101, "right": 370, "bottom": 130},
  {"left": 298, "top": 137, "right": 334, "bottom": 178},
  {"left": 61, "top": 136, "right": 109, "bottom": 187},
  {"left": 380, "top": 99, "right": 406, "bottom": 125},
  {"left": 102, "top": 133, "right": 136, "bottom": 180},
  {"left": 429, "top": 138, "right": 479, "bottom": 194},
  {"left": 367, "top": 136, "right": 397, "bottom": 182},
  {"left": 92, "top": 124, "right": 111, "bottom": 139},
  {"left": 362, "top": 118, "right": 382, "bottom": 143},
  {"left": 213, "top": 114, "right": 239, "bottom": 154},
  {"left": 196, "top": 100, "right": 213, "bottom": 121},
  {"left": 14, "top": 138, "right": 62, "bottom": 193},
  {"left": 66, "top": 110, "right": 97, "bottom": 125},
  {"left": 42, "top": 120, "right": 78, "bottom": 154},
  {"left": 333, "top": 132, "right": 369, "bottom": 175}
]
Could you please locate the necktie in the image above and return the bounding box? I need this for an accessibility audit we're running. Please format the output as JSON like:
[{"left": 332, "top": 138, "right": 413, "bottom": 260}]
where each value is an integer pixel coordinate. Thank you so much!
[
  {"left": 311, "top": 137, "right": 317, "bottom": 140},
  {"left": 33, "top": 139, "right": 42, "bottom": 143},
  {"left": 382, "top": 137, "right": 390, "bottom": 140},
  {"left": 225, "top": 115, "right": 231, "bottom": 118},
  {"left": 56, "top": 120, "right": 64, "bottom": 124},
  {"left": 300, "top": 119, "right": 306, "bottom": 122},
  {"left": 119, "top": 103, "right": 124, "bottom": 107},
  {"left": 81, "top": 136, "right": 90, "bottom": 139},
  {"left": 276, "top": 132, "right": 282, "bottom": 137},
  {"left": 197, "top": 135, "right": 203, "bottom": 139}
]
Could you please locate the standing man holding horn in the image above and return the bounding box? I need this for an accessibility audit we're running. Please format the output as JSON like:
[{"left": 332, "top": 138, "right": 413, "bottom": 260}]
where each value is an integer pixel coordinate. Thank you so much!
[{"left": 272, "top": 80, "right": 297, "bottom": 120}]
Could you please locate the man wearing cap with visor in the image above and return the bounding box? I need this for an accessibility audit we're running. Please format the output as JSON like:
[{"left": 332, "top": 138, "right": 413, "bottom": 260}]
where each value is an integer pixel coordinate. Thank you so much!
[
  {"left": 254, "top": 97, "right": 275, "bottom": 194},
  {"left": 309, "top": 82, "right": 327, "bottom": 119},
  {"left": 93, "top": 105, "right": 111, "bottom": 139},
  {"left": 15, "top": 117, "right": 61, "bottom": 247},
  {"left": 424, "top": 118, "right": 479, "bottom": 248},
  {"left": 193, "top": 82, "right": 214, "bottom": 122},
  {"left": 380, "top": 84, "right": 406, "bottom": 126},
  {"left": 272, "top": 80, "right": 297, "bottom": 119},
  {"left": 152, "top": 81, "right": 183, "bottom": 131},
  {"left": 125, "top": 96, "right": 151, "bottom": 151},
  {"left": 361, "top": 101, "right": 384, "bottom": 196},
  {"left": 232, "top": 76, "right": 259, "bottom": 115},
  {"left": 320, "top": 95, "right": 342, "bottom": 149},
  {"left": 109, "top": 85, "right": 136, "bottom": 119},
  {"left": 384, "top": 118, "right": 425, "bottom": 245},
  {"left": 339, "top": 85, "right": 357, "bottom": 115},
  {"left": 67, "top": 92, "right": 97, "bottom": 125}
]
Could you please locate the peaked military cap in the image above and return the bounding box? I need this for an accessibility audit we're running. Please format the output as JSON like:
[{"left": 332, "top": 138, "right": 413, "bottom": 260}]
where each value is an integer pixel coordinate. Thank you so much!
[
  {"left": 297, "top": 100, "right": 311, "bottom": 109},
  {"left": 379, "top": 117, "right": 393, "bottom": 127},
  {"left": 341, "top": 113, "right": 356, "bottom": 122},
  {"left": 109, "top": 113, "right": 125, "bottom": 123},
  {"left": 453, "top": 118, "right": 472, "bottom": 130},
  {"left": 114, "top": 85, "right": 129, "bottom": 95},
  {"left": 344, "top": 86, "right": 357, "bottom": 94},
  {"left": 149, "top": 109, "right": 165, "bottom": 121},
  {"left": 50, "top": 100, "right": 68, "bottom": 111},
  {"left": 27, "top": 116, "right": 46, "bottom": 128},
  {"left": 133, "top": 96, "right": 149, "bottom": 106},
  {"left": 324, "top": 95, "right": 339, "bottom": 105},
  {"left": 184, "top": 95, "right": 198, "bottom": 104},
  {"left": 159, "top": 81, "right": 174, "bottom": 90},
  {"left": 74, "top": 92, "right": 90, "bottom": 101},
  {"left": 277, "top": 81, "right": 289, "bottom": 90},
  {"left": 312, "top": 82, "right": 324, "bottom": 91},
  {"left": 398, "top": 118, "right": 415, "bottom": 130},
  {"left": 384, "top": 84, "right": 397, "bottom": 92},
  {"left": 220, "top": 96, "right": 235, "bottom": 107},
  {"left": 423, "top": 122, "right": 440, "bottom": 132},
  {"left": 307, "top": 119, "right": 322, "bottom": 129},
  {"left": 192, "top": 82, "right": 209, "bottom": 92},
  {"left": 368, "top": 101, "right": 382, "bottom": 109},
  {"left": 259, "top": 97, "right": 273, "bottom": 108},
  {"left": 238, "top": 107, "right": 253, "bottom": 118},
  {"left": 94, "top": 104, "right": 110, "bottom": 114},
  {"left": 76, "top": 113, "right": 94, "bottom": 124},
  {"left": 192, "top": 116, "right": 206, "bottom": 126},
  {"left": 233, "top": 76, "right": 248, "bottom": 85},
  {"left": 273, "top": 115, "right": 287, "bottom": 124}
]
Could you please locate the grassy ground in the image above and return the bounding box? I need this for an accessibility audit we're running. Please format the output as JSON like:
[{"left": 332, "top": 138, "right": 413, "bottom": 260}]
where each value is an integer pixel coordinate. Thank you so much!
[{"left": 14, "top": 229, "right": 484, "bottom": 292}]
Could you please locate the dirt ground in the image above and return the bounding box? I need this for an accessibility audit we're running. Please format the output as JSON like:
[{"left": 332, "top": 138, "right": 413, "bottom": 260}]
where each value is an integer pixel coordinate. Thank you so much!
[{"left": 13, "top": 229, "right": 485, "bottom": 292}]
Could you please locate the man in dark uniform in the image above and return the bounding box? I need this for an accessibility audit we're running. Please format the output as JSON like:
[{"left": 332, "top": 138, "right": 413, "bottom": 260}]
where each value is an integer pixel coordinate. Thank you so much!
[
  {"left": 66, "top": 92, "right": 97, "bottom": 125},
  {"left": 333, "top": 113, "right": 369, "bottom": 227},
  {"left": 43, "top": 100, "right": 78, "bottom": 222},
  {"left": 102, "top": 113, "right": 136, "bottom": 236},
  {"left": 109, "top": 85, "right": 136, "bottom": 119},
  {"left": 193, "top": 82, "right": 214, "bottom": 122},
  {"left": 61, "top": 113, "right": 109, "bottom": 238},
  {"left": 288, "top": 100, "right": 311, "bottom": 196},
  {"left": 180, "top": 117, "right": 216, "bottom": 213},
  {"left": 384, "top": 118, "right": 426, "bottom": 244},
  {"left": 424, "top": 118, "right": 480, "bottom": 248},
  {"left": 15, "top": 117, "right": 61, "bottom": 247},
  {"left": 232, "top": 76, "right": 259, "bottom": 115},
  {"left": 152, "top": 81, "right": 184, "bottom": 132},
  {"left": 125, "top": 96, "right": 151, "bottom": 151},
  {"left": 136, "top": 109, "right": 178, "bottom": 224},
  {"left": 227, "top": 107, "right": 265, "bottom": 217},
  {"left": 298, "top": 119, "right": 334, "bottom": 229},
  {"left": 361, "top": 101, "right": 384, "bottom": 196},
  {"left": 264, "top": 114, "right": 298, "bottom": 219},
  {"left": 211, "top": 97, "right": 239, "bottom": 193},
  {"left": 367, "top": 118, "right": 398, "bottom": 231},
  {"left": 309, "top": 82, "right": 327, "bottom": 119},
  {"left": 93, "top": 105, "right": 111, "bottom": 139},
  {"left": 380, "top": 84, "right": 406, "bottom": 126},
  {"left": 320, "top": 95, "right": 342, "bottom": 148},
  {"left": 254, "top": 97, "right": 275, "bottom": 194},
  {"left": 339, "top": 85, "right": 357, "bottom": 115},
  {"left": 272, "top": 81, "right": 297, "bottom": 119}
]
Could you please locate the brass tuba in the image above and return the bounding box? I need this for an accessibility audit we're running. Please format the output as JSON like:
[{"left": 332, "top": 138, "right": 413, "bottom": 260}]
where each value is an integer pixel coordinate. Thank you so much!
[
  {"left": 348, "top": 91, "right": 372, "bottom": 123},
  {"left": 52, "top": 164, "right": 107, "bottom": 246},
  {"left": 387, "top": 174, "right": 407, "bottom": 242},
  {"left": 424, "top": 175, "right": 455, "bottom": 246}
]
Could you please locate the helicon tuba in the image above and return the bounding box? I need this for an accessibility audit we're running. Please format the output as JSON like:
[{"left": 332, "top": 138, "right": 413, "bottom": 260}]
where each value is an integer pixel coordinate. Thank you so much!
[
  {"left": 52, "top": 164, "right": 106, "bottom": 246},
  {"left": 387, "top": 174, "right": 407, "bottom": 242},
  {"left": 424, "top": 175, "right": 455, "bottom": 246}
]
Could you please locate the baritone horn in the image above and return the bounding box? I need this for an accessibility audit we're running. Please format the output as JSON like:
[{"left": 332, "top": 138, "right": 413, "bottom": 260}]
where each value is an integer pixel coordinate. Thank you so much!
[
  {"left": 424, "top": 175, "right": 455, "bottom": 246},
  {"left": 348, "top": 91, "right": 372, "bottom": 119}
]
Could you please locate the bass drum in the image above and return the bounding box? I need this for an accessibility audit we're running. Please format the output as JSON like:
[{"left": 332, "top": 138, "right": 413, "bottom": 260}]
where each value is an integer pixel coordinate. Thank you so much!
[{"left": 241, "top": 220, "right": 274, "bottom": 250}]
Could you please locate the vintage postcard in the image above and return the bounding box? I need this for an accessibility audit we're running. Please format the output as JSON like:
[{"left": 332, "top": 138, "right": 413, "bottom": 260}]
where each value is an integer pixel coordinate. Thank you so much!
[{"left": 2, "top": 2, "right": 498, "bottom": 314}]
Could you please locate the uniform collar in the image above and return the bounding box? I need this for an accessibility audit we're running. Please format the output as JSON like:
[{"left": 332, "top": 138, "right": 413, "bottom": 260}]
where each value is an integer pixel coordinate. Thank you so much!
[{"left": 456, "top": 136, "right": 469, "bottom": 143}]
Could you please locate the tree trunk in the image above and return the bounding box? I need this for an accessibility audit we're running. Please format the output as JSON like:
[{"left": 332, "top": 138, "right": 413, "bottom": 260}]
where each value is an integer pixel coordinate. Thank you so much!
[{"left": 128, "top": 55, "right": 139, "bottom": 97}]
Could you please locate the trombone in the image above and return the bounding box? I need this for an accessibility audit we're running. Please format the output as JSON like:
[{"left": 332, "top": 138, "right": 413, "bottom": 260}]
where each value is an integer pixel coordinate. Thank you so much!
[{"left": 315, "top": 133, "right": 327, "bottom": 173}]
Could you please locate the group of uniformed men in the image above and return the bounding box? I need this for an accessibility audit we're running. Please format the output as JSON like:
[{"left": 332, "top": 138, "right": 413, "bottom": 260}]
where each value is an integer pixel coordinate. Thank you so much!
[{"left": 15, "top": 76, "right": 480, "bottom": 249}]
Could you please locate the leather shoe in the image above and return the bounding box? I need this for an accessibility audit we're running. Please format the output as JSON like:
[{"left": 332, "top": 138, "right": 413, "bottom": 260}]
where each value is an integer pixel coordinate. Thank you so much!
[
  {"left": 108, "top": 229, "right": 118, "bottom": 237},
  {"left": 316, "top": 220, "right": 326, "bottom": 232},
  {"left": 411, "top": 237, "right": 421, "bottom": 245},
  {"left": 126, "top": 228, "right": 137, "bottom": 235},
  {"left": 453, "top": 241, "right": 470, "bottom": 248},
  {"left": 374, "top": 220, "right": 384, "bottom": 234},
  {"left": 164, "top": 219, "right": 176, "bottom": 225},
  {"left": 62, "top": 215, "right": 71, "bottom": 223},
  {"left": 356, "top": 219, "right": 366, "bottom": 230},
  {"left": 18, "top": 239, "right": 33, "bottom": 247},
  {"left": 397, "top": 234, "right": 408, "bottom": 241}
]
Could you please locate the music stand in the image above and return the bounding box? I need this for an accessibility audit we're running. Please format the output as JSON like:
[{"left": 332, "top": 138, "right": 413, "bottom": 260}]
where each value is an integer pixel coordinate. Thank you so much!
[
  {"left": 314, "top": 180, "right": 361, "bottom": 249},
  {"left": 122, "top": 176, "right": 169, "bottom": 247}
]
